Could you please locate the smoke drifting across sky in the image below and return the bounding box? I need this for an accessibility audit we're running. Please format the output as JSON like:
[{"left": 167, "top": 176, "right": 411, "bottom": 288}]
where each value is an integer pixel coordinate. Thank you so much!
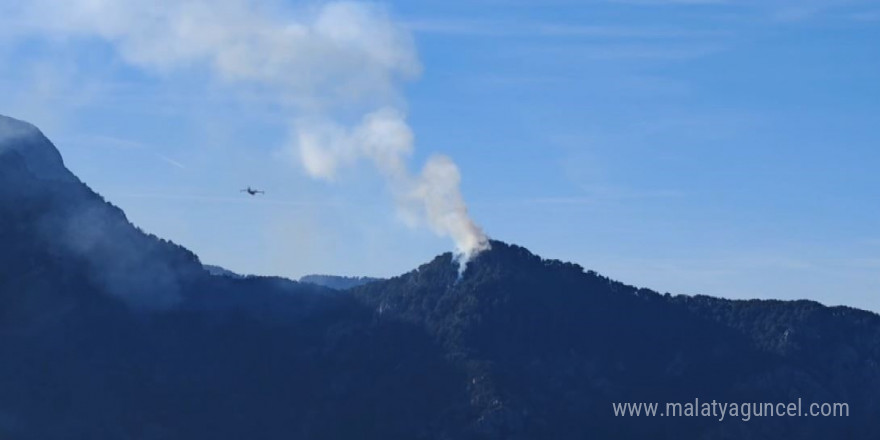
[{"left": 6, "top": 0, "right": 490, "bottom": 262}]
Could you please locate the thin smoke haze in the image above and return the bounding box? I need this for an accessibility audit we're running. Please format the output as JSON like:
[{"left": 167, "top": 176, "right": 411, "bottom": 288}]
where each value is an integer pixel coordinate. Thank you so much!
[{"left": 6, "top": 0, "right": 490, "bottom": 263}]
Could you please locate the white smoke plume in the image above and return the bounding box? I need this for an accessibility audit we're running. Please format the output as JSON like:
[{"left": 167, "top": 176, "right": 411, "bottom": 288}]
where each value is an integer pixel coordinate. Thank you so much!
[
  {"left": 5, "top": 0, "right": 490, "bottom": 263},
  {"left": 295, "top": 108, "right": 489, "bottom": 264}
]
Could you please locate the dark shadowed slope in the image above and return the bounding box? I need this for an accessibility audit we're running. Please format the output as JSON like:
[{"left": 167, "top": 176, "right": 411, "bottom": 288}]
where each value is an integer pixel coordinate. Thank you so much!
[
  {"left": 353, "top": 243, "right": 880, "bottom": 438},
  {"left": 0, "top": 115, "right": 471, "bottom": 439},
  {"left": 0, "top": 115, "right": 204, "bottom": 309},
  {"left": 1, "top": 114, "right": 879, "bottom": 439}
]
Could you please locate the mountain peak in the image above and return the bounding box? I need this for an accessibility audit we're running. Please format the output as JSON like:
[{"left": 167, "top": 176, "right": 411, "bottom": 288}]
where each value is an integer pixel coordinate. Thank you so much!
[
  {"left": 0, "top": 114, "right": 41, "bottom": 140},
  {"left": 411, "top": 239, "right": 587, "bottom": 286},
  {"left": 471, "top": 239, "right": 581, "bottom": 271},
  {"left": 0, "top": 114, "right": 72, "bottom": 181},
  {"left": 0, "top": 115, "right": 205, "bottom": 309}
]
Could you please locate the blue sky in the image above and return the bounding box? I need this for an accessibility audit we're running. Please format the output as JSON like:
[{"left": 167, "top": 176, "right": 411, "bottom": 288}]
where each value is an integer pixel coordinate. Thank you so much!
[{"left": 1, "top": 0, "right": 879, "bottom": 310}]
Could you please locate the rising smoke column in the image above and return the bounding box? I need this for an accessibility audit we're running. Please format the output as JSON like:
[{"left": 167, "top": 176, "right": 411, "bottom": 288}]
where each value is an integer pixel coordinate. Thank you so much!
[
  {"left": 296, "top": 108, "right": 490, "bottom": 264},
  {"left": 7, "top": 0, "right": 490, "bottom": 263}
]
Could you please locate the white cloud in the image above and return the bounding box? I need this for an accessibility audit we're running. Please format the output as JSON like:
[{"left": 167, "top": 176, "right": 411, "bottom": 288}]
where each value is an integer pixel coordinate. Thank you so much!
[{"left": 9, "top": 0, "right": 420, "bottom": 109}]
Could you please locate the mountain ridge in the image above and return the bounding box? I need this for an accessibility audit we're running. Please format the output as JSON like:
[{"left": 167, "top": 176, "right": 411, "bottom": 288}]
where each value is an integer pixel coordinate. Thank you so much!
[
  {"left": 2, "top": 114, "right": 879, "bottom": 439},
  {"left": 299, "top": 274, "right": 384, "bottom": 290}
]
